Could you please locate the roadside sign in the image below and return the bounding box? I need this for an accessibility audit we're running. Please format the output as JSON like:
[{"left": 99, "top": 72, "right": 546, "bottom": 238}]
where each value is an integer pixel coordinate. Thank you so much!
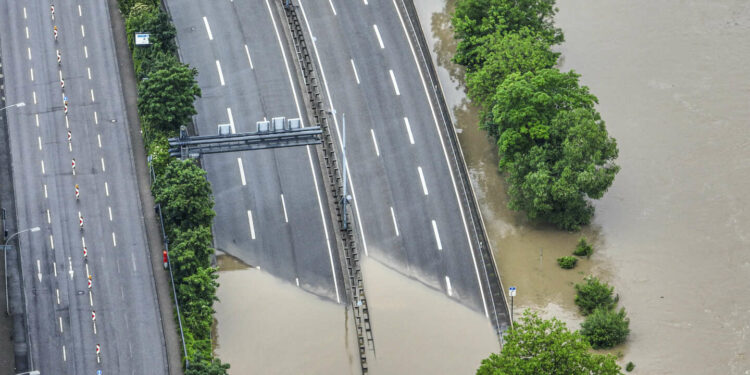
[
  {"left": 134, "top": 33, "right": 150, "bottom": 46},
  {"left": 509, "top": 286, "right": 516, "bottom": 297}
]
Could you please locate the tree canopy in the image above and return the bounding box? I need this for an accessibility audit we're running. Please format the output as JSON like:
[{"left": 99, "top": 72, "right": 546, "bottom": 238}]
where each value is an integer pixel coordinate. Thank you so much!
[
  {"left": 581, "top": 307, "right": 630, "bottom": 349},
  {"left": 153, "top": 159, "right": 215, "bottom": 234},
  {"left": 138, "top": 59, "right": 201, "bottom": 134},
  {"left": 574, "top": 276, "right": 618, "bottom": 315},
  {"left": 477, "top": 310, "right": 622, "bottom": 375}
]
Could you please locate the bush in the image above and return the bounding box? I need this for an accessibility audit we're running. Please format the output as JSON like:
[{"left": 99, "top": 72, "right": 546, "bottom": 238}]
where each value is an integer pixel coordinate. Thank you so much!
[
  {"left": 557, "top": 256, "right": 577, "bottom": 269},
  {"left": 625, "top": 362, "right": 635, "bottom": 372},
  {"left": 580, "top": 307, "right": 630, "bottom": 349},
  {"left": 574, "top": 276, "right": 617, "bottom": 315},
  {"left": 574, "top": 236, "right": 594, "bottom": 257}
]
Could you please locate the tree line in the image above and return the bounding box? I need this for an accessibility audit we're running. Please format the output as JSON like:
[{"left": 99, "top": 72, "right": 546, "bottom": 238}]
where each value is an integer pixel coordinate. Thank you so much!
[
  {"left": 452, "top": 0, "right": 620, "bottom": 230},
  {"left": 119, "top": 1, "right": 228, "bottom": 374}
]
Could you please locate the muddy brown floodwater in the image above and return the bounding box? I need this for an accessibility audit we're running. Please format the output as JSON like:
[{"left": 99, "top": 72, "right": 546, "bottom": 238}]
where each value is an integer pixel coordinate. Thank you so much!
[{"left": 414, "top": 0, "right": 750, "bottom": 374}]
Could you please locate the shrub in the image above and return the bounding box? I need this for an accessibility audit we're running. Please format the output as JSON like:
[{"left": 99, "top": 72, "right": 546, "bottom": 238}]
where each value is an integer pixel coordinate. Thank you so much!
[
  {"left": 574, "top": 276, "right": 617, "bottom": 315},
  {"left": 625, "top": 362, "right": 635, "bottom": 372},
  {"left": 573, "top": 236, "right": 594, "bottom": 257},
  {"left": 557, "top": 256, "right": 577, "bottom": 269},
  {"left": 580, "top": 307, "right": 630, "bottom": 349}
]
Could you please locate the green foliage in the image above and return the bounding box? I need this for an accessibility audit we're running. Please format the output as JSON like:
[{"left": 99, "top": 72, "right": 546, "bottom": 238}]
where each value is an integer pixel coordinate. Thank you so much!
[
  {"left": 170, "top": 226, "right": 214, "bottom": 280},
  {"left": 574, "top": 276, "right": 617, "bottom": 315},
  {"left": 556, "top": 255, "right": 577, "bottom": 269},
  {"left": 476, "top": 310, "right": 622, "bottom": 375},
  {"left": 574, "top": 236, "right": 594, "bottom": 257},
  {"left": 138, "top": 59, "right": 201, "bottom": 134},
  {"left": 186, "top": 354, "right": 230, "bottom": 375},
  {"left": 124, "top": 3, "right": 177, "bottom": 77},
  {"left": 153, "top": 159, "right": 215, "bottom": 234},
  {"left": 453, "top": 0, "right": 563, "bottom": 71},
  {"left": 580, "top": 307, "right": 630, "bottom": 349},
  {"left": 117, "top": 0, "right": 158, "bottom": 16},
  {"left": 625, "top": 362, "right": 635, "bottom": 372}
]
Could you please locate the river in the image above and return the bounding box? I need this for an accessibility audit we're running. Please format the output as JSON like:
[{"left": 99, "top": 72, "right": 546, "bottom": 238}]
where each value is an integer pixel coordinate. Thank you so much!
[{"left": 414, "top": 0, "right": 750, "bottom": 373}]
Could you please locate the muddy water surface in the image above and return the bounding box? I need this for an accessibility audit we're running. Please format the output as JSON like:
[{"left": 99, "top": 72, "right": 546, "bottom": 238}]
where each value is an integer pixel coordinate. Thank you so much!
[{"left": 414, "top": 0, "right": 750, "bottom": 374}]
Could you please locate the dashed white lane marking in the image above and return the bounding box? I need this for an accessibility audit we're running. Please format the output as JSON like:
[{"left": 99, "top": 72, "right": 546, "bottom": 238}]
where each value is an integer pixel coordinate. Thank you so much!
[
  {"left": 417, "top": 166, "right": 428, "bottom": 195},
  {"left": 58, "top": 70, "right": 62, "bottom": 81},
  {"left": 36, "top": 259, "right": 41, "bottom": 282},
  {"left": 227, "top": 107, "right": 235, "bottom": 133},
  {"left": 247, "top": 210, "right": 256, "bottom": 239},
  {"left": 32, "top": 91, "right": 37, "bottom": 104},
  {"left": 203, "top": 16, "right": 213, "bottom": 40},
  {"left": 43, "top": 184, "right": 48, "bottom": 198},
  {"left": 244, "top": 44, "right": 254, "bottom": 69},
  {"left": 35, "top": 114, "right": 39, "bottom": 127},
  {"left": 404, "top": 117, "right": 415, "bottom": 144},
  {"left": 390, "top": 206, "right": 399, "bottom": 236},
  {"left": 80, "top": 24, "right": 85, "bottom": 38},
  {"left": 112, "top": 232, "right": 117, "bottom": 247},
  {"left": 82, "top": 236, "right": 86, "bottom": 248},
  {"left": 78, "top": 4, "right": 82, "bottom": 16},
  {"left": 29, "top": 68, "right": 33, "bottom": 81},
  {"left": 84, "top": 45, "right": 88, "bottom": 58},
  {"left": 295, "top": 277, "right": 300, "bottom": 287},
  {"left": 27, "top": 47, "right": 31, "bottom": 60},
  {"left": 53, "top": 262, "right": 57, "bottom": 277},
  {"left": 131, "top": 253, "right": 137, "bottom": 271},
  {"left": 93, "top": 321, "right": 97, "bottom": 334},
  {"left": 108, "top": 206, "right": 113, "bottom": 221},
  {"left": 85, "top": 262, "right": 89, "bottom": 278},
  {"left": 62, "top": 345, "right": 66, "bottom": 361},
  {"left": 104, "top": 182, "right": 109, "bottom": 196},
  {"left": 46, "top": 209, "right": 51, "bottom": 224},
  {"left": 87, "top": 67, "right": 92, "bottom": 80},
  {"left": 432, "top": 219, "right": 443, "bottom": 250},
  {"left": 364, "top": 0, "right": 368, "bottom": 4},
  {"left": 370, "top": 129, "right": 380, "bottom": 156},
  {"left": 40, "top": 160, "right": 45, "bottom": 174},
  {"left": 100, "top": 157, "right": 106, "bottom": 171},
  {"left": 23, "top": 7, "right": 26, "bottom": 19},
  {"left": 90, "top": 89, "right": 95, "bottom": 102},
  {"left": 89, "top": 290, "right": 93, "bottom": 306},
  {"left": 68, "top": 142, "right": 72, "bottom": 152},
  {"left": 445, "top": 276, "right": 453, "bottom": 296},
  {"left": 237, "top": 158, "right": 246, "bottom": 186},
  {"left": 373, "top": 24, "right": 384, "bottom": 49},
  {"left": 389, "top": 69, "right": 400, "bottom": 95},
  {"left": 215, "top": 60, "right": 225, "bottom": 86},
  {"left": 97, "top": 134, "right": 102, "bottom": 148},
  {"left": 280, "top": 194, "right": 289, "bottom": 223},
  {"left": 392, "top": 0, "right": 489, "bottom": 317},
  {"left": 328, "top": 0, "right": 337, "bottom": 15},
  {"left": 350, "top": 59, "right": 360, "bottom": 84},
  {"left": 25, "top": 27, "right": 29, "bottom": 39},
  {"left": 65, "top": 116, "right": 69, "bottom": 128},
  {"left": 49, "top": 235, "right": 54, "bottom": 249},
  {"left": 37, "top": 137, "right": 42, "bottom": 150},
  {"left": 94, "top": 111, "right": 98, "bottom": 124},
  {"left": 56, "top": 288, "right": 60, "bottom": 304},
  {"left": 59, "top": 316, "right": 63, "bottom": 332}
]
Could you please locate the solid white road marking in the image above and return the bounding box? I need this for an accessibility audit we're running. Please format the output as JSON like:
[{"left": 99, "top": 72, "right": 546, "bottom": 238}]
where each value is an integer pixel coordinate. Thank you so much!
[
  {"left": 104, "top": 182, "right": 109, "bottom": 196},
  {"left": 112, "top": 232, "right": 117, "bottom": 247},
  {"left": 392, "top": 0, "right": 489, "bottom": 317},
  {"left": 373, "top": 24, "right": 384, "bottom": 49},
  {"left": 237, "top": 158, "right": 246, "bottom": 186},
  {"left": 390, "top": 206, "right": 399, "bottom": 236},
  {"left": 40, "top": 160, "right": 45, "bottom": 174},
  {"left": 350, "top": 59, "right": 360, "bottom": 84},
  {"left": 445, "top": 276, "right": 453, "bottom": 296},
  {"left": 389, "top": 69, "right": 400, "bottom": 95},
  {"left": 108, "top": 206, "right": 113, "bottom": 221},
  {"left": 87, "top": 67, "right": 92, "bottom": 80},
  {"left": 44, "top": 184, "right": 48, "bottom": 198},
  {"left": 280, "top": 194, "right": 288, "bottom": 223},
  {"left": 371, "top": 129, "right": 382, "bottom": 157},
  {"left": 84, "top": 45, "right": 88, "bottom": 58},
  {"left": 100, "top": 158, "right": 105, "bottom": 171},
  {"left": 432, "top": 220, "right": 443, "bottom": 250},
  {"left": 81, "top": 24, "right": 85, "bottom": 38},
  {"left": 203, "top": 16, "right": 213, "bottom": 40},
  {"left": 244, "top": 44, "right": 254, "bottom": 69},
  {"left": 227, "top": 107, "right": 235, "bottom": 133},
  {"left": 328, "top": 0, "right": 337, "bottom": 15},
  {"left": 216, "top": 60, "right": 225, "bottom": 86},
  {"left": 247, "top": 210, "right": 256, "bottom": 239},
  {"left": 417, "top": 166, "right": 428, "bottom": 195}
]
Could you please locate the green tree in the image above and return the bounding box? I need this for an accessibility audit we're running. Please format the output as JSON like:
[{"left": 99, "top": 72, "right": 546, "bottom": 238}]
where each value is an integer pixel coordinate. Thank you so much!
[
  {"left": 574, "top": 276, "right": 617, "bottom": 315},
  {"left": 170, "top": 226, "right": 214, "bottom": 281},
  {"left": 466, "top": 28, "right": 559, "bottom": 107},
  {"left": 125, "top": 3, "right": 176, "bottom": 53},
  {"left": 452, "top": 0, "right": 563, "bottom": 71},
  {"left": 580, "top": 307, "right": 630, "bottom": 349},
  {"left": 186, "top": 354, "right": 230, "bottom": 375},
  {"left": 153, "top": 159, "right": 215, "bottom": 233},
  {"left": 477, "top": 310, "right": 621, "bottom": 375},
  {"left": 138, "top": 59, "right": 201, "bottom": 133}
]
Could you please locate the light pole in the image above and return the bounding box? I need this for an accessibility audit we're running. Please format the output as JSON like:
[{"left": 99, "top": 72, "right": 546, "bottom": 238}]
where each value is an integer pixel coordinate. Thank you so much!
[
  {"left": 0, "top": 102, "right": 25, "bottom": 112},
  {"left": 4, "top": 226, "right": 40, "bottom": 315}
]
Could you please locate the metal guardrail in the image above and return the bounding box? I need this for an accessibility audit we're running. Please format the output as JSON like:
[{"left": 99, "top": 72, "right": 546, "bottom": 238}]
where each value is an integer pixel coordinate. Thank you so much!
[{"left": 280, "top": 1, "right": 374, "bottom": 373}]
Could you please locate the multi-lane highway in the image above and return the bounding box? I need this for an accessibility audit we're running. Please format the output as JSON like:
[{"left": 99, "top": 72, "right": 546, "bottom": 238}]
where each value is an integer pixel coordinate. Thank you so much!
[
  {"left": 164, "top": 0, "right": 344, "bottom": 302},
  {"left": 296, "top": 0, "right": 491, "bottom": 315},
  {"left": 0, "top": 0, "right": 168, "bottom": 373}
]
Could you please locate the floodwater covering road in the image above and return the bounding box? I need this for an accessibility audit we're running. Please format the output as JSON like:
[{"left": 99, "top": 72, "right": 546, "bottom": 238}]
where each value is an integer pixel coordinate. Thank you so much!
[{"left": 415, "top": 0, "right": 750, "bottom": 373}]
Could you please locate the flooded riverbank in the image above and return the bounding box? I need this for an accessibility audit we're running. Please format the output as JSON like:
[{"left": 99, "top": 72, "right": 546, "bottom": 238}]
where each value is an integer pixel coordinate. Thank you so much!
[{"left": 414, "top": 0, "right": 750, "bottom": 373}]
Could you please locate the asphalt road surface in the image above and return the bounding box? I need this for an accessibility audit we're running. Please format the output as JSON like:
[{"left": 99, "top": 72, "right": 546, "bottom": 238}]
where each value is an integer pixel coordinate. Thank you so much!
[
  {"left": 295, "top": 0, "right": 490, "bottom": 315},
  {"left": 164, "top": 0, "right": 344, "bottom": 302},
  {"left": 0, "top": 0, "right": 168, "bottom": 373}
]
